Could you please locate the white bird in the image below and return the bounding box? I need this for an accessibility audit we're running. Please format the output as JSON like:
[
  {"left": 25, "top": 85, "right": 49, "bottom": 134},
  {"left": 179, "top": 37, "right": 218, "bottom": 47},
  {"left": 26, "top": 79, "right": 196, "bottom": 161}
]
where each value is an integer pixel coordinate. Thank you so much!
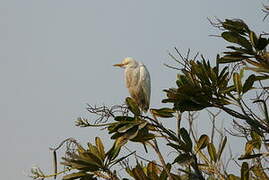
[{"left": 114, "top": 57, "right": 151, "bottom": 112}]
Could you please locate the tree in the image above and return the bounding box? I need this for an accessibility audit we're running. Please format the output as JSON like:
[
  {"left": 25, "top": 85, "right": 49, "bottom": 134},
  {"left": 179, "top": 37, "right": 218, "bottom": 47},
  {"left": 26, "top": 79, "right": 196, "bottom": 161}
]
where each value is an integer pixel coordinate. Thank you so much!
[{"left": 30, "top": 6, "right": 269, "bottom": 180}]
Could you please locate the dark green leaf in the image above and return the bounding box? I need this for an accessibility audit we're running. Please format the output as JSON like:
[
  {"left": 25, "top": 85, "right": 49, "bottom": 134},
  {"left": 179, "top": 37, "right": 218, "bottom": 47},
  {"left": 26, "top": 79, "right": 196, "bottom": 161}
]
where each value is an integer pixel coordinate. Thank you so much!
[
  {"left": 226, "top": 46, "right": 255, "bottom": 55},
  {"left": 87, "top": 144, "right": 104, "bottom": 166},
  {"left": 244, "top": 140, "right": 255, "bottom": 155},
  {"left": 233, "top": 72, "right": 242, "bottom": 94},
  {"left": 243, "top": 75, "right": 256, "bottom": 93},
  {"left": 160, "top": 163, "right": 172, "bottom": 180},
  {"left": 227, "top": 174, "right": 240, "bottom": 180},
  {"left": 126, "top": 97, "right": 141, "bottom": 116},
  {"left": 207, "top": 143, "right": 217, "bottom": 162},
  {"left": 131, "top": 133, "right": 155, "bottom": 143},
  {"left": 256, "top": 37, "right": 268, "bottom": 50},
  {"left": 114, "top": 116, "right": 134, "bottom": 121},
  {"left": 61, "top": 157, "right": 100, "bottom": 171},
  {"left": 95, "top": 137, "right": 105, "bottom": 161},
  {"left": 241, "top": 162, "right": 249, "bottom": 180},
  {"left": 110, "top": 132, "right": 122, "bottom": 139},
  {"left": 108, "top": 122, "right": 125, "bottom": 134},
  {"left": 222, "top": 32, "right": 252, "bottom": 50},
  {"left": 251, "top": 164, "right": 269, "bottom": 180},
  {"left": 117, "top": 123, "right": 136, "bottom": 133},
  {"left": 173, "top": 153, "right": 193, "bottom": 165},
  {"left": 150, "top": 108, "right": 175, "bottom": 118},
  {"left": 196, "top": 134, "right": 209, "bottom": 151},
  {"left": 63, "top": 172, "right": 90, "bottom": 180},
  {"left": 218, "top": 55, "right": 246, "bottom": 63},
  {"left": 147, "top": 162, "right": 160, "bottom": 179},
  {"left": 250, "top": 131, "right": 261, "bottom": 150},
  {"left": 132, "top": 164, "right": 148, "bottom": 180},
  {"left": 108, "top": 146, "right": 121, "bottom": 161},
  {"left": 222, "top": 19, "right": 249, "bottom": 34},
  {"left": 249, "top": 31, "right": 258, "bottom": 47},
  {"left": 222, "top": 32, "right": 239, "bottom": 43},
  {"left": 125, "top": 126, "right": 139, "bottom": 140},
  {"left": 179, "top": 128, "right": 193, "bottom": 152},
  {"left": 84, "top": 151, "right": 103, "bottom": 168}
]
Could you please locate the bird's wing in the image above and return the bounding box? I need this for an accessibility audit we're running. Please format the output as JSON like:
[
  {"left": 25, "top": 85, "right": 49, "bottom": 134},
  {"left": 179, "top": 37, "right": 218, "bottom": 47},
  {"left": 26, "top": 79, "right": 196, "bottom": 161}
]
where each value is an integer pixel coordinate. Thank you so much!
[
  {"left": 125, "top": 67, "right": 140, "bottom": 88},
  {"left": 139, "top": 64, "right": 151, "bottom": 108}
]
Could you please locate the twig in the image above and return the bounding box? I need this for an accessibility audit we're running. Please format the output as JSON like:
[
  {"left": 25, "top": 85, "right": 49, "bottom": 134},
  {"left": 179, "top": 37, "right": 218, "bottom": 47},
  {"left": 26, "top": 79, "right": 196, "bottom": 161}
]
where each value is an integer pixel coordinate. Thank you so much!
[{"left": 149, "top": 140, "right": 175, "bottom": 180}]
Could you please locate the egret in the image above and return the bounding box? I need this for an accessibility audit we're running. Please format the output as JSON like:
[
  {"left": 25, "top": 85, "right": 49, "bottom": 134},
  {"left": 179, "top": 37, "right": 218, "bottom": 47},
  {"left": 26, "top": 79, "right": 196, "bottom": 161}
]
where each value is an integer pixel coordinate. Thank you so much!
[{"left": 113, "top": 57, "right": 151, "bottom": 112}]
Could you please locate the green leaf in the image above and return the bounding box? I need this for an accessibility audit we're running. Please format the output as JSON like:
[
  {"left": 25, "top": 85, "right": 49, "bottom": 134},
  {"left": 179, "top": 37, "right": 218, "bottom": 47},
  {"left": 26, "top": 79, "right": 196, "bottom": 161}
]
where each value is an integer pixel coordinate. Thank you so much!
[
  {"left": 125, "top": 126, "right": 139, "bottom": 140},
  {"left": 244, "top": 140, "right": 255, "bottom": 155},
  {"left": 87, "top": 144, "right": 103, "bottom": 165},
  {"left": 110, "top": 132, "right": 122, "bottom": 139},
  {"left": 95, "top": 137, "right": 105, "bottom": 161},
  {"left": 256, "top": 37, "right": 268, "bottom": 50},
  {"left": 61, "top": 156, "right": 100, "bottom": 171},
  {"left": 241, "top": 162, "right": 249, "bottom": 180},
  {"left": 226, "top": 46, "right": 255, "bottom": 55},
  {"left": 126, "top": 97, "right": 141, "bottom": 116},
  {"left": 63, "top": 172, "right": 90, "bottom": 180},
  {"left": 150, "top": 108, "right": 175, "bottom": 118},
  {"left": 222, "top": 19, "right": 249, "bottom": 34},
  {"left": 242, "top": 75, "right": 256, "bottom": 93},
  {"left": 233, "top": 72, "right": 242, "bottom": 94},
  {"left": 217, "top": 136, "right": 227, "bottom": 160},
  {"left": 196, "top": 134, "right": 209, "bottom": 151},
  {"left": 168, "top": 141, "right": 189, "bottom": 152},
  {"left": 250, "top": 131, "right": 261, "bottom": 150},
  {"left": 227, "top": 174, "right": 240, "bottom": 180},
  {"left": 147, "top": 162, "right": 160, "bottom": 179},
  {"left": 107, "top": 146, "right": 121, "bottom": 161},
  {"left": 107, "top": 122, "right": 125, "bottom": 134},
  {"left": 107, "top": 134, "right": 131, "bottom": 161},
  {"left": 218, "top": 55, "right": 246, "bottom": 63},
  {"left": 132, "top": 164, "right": 148, "bottom": 180},
  {"left": 160, "top": 163, "right": 172, "bottom": 180},
  {"left": 207, "top": 143, "right": 217, "bottom": 162},
  {"left": 179, "top": 128, "right": 193, "bottom": 152},
  {"left": 222, "top": 32, "right": 239, "bottom": 43},
  {"left": 114, "top": 116, "right": 134, "bottom": 121},
  {"left": 85, "top": 151, "right": 104, "bottom": 168},
  {"left": 222, "top": 32, "right": 252, "bottom": 50},
  {"left": 251, "top": 163, "right": 269, "bottom": 180},
  {"left": 117, "top": 123, "right": 136, "bottom": 133},
  {"left": 130, "top": 130, "right": 155, "bottom": 142},
  {"left": 249, "top": 31, "right": 258, "bottom": 47},
  {"left": 173, "top": 153, "right": 193, "bottom": 165}
]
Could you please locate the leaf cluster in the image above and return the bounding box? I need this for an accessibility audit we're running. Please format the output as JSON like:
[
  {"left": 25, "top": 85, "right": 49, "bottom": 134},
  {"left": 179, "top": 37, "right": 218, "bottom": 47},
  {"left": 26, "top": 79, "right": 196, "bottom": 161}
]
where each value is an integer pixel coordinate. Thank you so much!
[{"left": 163, "top": 59, "right": 233, "bottom": 112}]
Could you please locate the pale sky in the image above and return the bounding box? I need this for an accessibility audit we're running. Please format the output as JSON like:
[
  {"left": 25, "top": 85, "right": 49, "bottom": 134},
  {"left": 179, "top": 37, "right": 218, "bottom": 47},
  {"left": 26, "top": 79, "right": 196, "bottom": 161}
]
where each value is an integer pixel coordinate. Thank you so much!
[{"left": 1, "top": 0, "right": 268, "bottom": 179}]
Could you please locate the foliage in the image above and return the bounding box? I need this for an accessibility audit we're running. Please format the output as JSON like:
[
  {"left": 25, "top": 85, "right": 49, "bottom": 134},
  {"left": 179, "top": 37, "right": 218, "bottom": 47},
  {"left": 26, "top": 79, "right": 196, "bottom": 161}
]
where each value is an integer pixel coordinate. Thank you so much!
[{"left": 30, "top": 6, "right": 269, "bottom": 180}]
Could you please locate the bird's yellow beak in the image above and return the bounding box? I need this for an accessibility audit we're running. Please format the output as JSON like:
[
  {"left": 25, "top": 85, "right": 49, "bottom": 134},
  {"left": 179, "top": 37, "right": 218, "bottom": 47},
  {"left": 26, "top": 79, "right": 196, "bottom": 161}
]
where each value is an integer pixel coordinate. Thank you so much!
[{"left": 113, "top": 63, "right": 124, "bottom": 67}]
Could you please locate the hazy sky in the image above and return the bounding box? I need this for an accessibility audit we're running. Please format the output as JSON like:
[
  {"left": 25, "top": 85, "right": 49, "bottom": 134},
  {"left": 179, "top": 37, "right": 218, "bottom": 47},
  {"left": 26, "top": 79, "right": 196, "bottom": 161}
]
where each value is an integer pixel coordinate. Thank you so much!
[{"left": 1, "top": 0, "right": 268, "bottom": 179}]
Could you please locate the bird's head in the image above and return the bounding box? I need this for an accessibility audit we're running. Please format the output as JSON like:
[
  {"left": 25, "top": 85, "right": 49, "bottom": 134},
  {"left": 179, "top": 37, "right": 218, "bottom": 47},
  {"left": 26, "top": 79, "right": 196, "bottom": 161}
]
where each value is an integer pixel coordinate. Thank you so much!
[{"left": 113, "top": 57, "right": 138, "bottom": 68}]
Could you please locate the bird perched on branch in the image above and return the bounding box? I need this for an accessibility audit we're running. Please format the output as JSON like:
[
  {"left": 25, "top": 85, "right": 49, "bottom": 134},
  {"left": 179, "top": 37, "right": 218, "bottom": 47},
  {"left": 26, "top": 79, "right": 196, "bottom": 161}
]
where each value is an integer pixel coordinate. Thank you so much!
[{"left": 113, "top": 57, "right": 151, "bottom": 112}]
